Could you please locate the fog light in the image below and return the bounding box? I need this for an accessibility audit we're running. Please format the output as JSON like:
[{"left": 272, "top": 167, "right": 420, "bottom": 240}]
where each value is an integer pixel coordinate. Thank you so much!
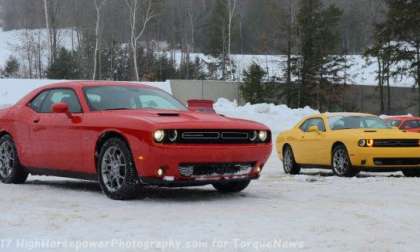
[
  {"left": 157, "top": 168, "right": 165, "bottom": 177},
  {"left": 255, "top": 166, "right": 262, "bottom": 174}
]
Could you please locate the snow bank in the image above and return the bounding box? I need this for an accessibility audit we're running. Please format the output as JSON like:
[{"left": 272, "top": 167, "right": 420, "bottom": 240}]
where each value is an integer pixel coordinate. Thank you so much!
[
  {"left": 0, "top": 79, "right": 172, "bottom": 106},
  {"left": 214, "top": 98, "right": 318, "bottom": 133}
]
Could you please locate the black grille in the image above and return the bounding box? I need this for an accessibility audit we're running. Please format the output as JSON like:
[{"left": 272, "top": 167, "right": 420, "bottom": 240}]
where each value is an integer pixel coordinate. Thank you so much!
[
  {"left": 175, "top": 130, "right": 270, "bottom": 144},
  {"left": 374, "top": 158, "right": 420, "bottom": 166},
  {"left": 373, "top": 139, "right": 419, "bottom": 147},
  {"left": 178, "top": 162, "right": 255, "bottom": 177}
]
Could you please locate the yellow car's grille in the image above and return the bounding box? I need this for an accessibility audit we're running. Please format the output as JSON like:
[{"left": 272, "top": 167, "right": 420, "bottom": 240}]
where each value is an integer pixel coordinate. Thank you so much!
[{"left": 374, "top": 139, "right": 419, "bottom": 147}]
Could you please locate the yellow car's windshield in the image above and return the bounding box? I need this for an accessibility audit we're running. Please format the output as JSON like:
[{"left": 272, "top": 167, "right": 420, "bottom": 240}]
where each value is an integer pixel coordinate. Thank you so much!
[{"left": 329, "top": 115, "right": 391, "bottom": 130}]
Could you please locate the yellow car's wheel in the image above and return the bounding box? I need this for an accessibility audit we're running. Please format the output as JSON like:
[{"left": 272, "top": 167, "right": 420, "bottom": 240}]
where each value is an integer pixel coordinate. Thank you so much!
[
  {"left": 332, "top": 145, "right": 359, "bottom": 177},
  {"left": 283, "top": 145, "right": 301, "bottom": 175}
]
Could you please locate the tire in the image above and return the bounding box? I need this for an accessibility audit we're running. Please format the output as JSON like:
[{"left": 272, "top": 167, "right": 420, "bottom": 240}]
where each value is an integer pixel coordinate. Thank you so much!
[
  {"left": 282, "top": 145, "right": 301, "bottom": 175},
  {"left": 0, "top": 135, "right": 28, "bottom": 184},
  {"left": 213, "top": 180, "right": 251, "bottom": 193},
  {"left": 97, "top": 137, "right": 143, "bottom": 200},
  {"left": 402, "top": 169, "right": 420, "bottom": 177},
  {"left": 331, "top": 144, "right": 359, "bottom": 177}
]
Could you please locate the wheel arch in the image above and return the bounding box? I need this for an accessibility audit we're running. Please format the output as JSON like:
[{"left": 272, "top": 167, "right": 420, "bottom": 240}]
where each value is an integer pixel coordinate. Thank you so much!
[
  {"left": 0, "top": 130, "right": 12, "bottom": 139},
  {"left": 332, "top": 141, "right": 346, "bottom": 150},
  {"left": 95, "top": 130, "right": 132, "bottom": 168},
  {"left": 331, "top": 141, "right": 346, "bottom": 161},
  {"left": 282, "top": 143, "right": 292, "bottom": 154}
]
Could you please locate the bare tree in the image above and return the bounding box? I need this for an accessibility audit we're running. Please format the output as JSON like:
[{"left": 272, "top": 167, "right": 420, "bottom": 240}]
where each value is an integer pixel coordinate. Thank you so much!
[
  {"left": 43, "top": 0, "right": 52, "bottom": 64},
  {"left": 187, "top": 0, "right": 195, "bottom": 53},
  {"left": 227, "top": 0, "right": 237, "bottom": 80},
  {"left": 125, "top": 0, "right": 155, "bottom": 81},
  {"left": 285, "top": 0, "right": 297, "bottom": 107},
  {"left": 93, "top": 0, "right": 107, "bottom": 80}
]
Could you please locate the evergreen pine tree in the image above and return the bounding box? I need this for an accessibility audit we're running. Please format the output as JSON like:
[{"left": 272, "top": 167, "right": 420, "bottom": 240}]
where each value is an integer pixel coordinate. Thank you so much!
[
  {"left": 205, "top": 0, "right": 229, "bottom": 79},
  {"left": 294, "top": 0, "right": 344, "bottom": 110},
  {"left": 379, "top": 0, "right": 420, "bottom": 114},
  {"left": 240, "top": 63, "right": 267, "bottom": 104},
  {"left": 47, "top": 48, "right": 81, "bottom": 79},
  {"left": 3, "top": 56, "right": 20, "bottom": 78}
]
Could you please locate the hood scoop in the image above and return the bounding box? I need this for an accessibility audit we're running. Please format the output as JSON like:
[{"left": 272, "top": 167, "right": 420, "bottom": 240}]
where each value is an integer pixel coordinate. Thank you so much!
[{"left": 157, "top": 113, "right": 180, "bottom": 117}]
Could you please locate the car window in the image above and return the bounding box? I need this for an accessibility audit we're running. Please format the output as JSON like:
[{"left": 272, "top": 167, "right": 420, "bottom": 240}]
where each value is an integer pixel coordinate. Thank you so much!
[
  {"left": 299, "top": 118, "right": 326, "bottom": 132},
  {"left": 402, "top": 120, "right": 420, "bottom": 129},
  {"left": 386, "top": 120, "right": 401, "bottom": 127},
  {"left": 29, "top": 90, "right": 50, "bottom": 112},
  {"left": 40, "top": 89, "right": 82, "bottom": 113},
  {"left": 83, "top": 86, "right": 187, "bottom": 111},
  {"left": 329, "top": 115, "right": 390, "bottom": 130},
  {"left": 139, "top": 94, "right": 177, "bottom": 109}
]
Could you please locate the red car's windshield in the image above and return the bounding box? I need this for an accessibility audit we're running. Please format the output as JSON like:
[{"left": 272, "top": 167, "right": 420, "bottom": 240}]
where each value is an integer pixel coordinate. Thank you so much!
[
  {"left": 83, "top": 86, "right": 187, "bottom": 111},
  {"left": 387, "top": 120, "right": 402, "bottom": 127},
  {"left": 402, "top": 120, "right": 420, "bottom": 129}
]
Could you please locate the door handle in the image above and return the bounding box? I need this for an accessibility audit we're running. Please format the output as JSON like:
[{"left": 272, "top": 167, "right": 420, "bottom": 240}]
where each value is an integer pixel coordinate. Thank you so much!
[{"left": 33, "top": 118, "right": 40, "bottom": 123}]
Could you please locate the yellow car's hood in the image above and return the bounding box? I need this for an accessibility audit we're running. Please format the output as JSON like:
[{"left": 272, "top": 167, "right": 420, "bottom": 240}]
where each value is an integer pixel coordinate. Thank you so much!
[{"left": 338, "top": 128, "right": 420, "bottom": 139}]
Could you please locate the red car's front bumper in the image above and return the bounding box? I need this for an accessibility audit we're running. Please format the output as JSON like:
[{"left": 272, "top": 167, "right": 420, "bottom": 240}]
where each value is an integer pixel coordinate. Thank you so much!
[{"left": 133, "top": 143, "right": 272, "bottom": 186}]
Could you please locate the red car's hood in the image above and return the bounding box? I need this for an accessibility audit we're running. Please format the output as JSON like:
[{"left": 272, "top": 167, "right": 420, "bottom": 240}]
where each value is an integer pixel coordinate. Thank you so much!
[
  {"left": 103, "top": 109, "right": 268, "bottom": 130},
  {"left": 404, "top": 128, "right": 420, "bottom": 133}
]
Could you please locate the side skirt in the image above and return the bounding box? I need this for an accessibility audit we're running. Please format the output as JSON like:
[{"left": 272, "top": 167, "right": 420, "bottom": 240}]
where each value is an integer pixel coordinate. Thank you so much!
[
  {"left": 299, "top": 164, "right": 331, "bottom": 169},
  {"left": 26, "top": 167, "right": 98, "bottom": 181}
]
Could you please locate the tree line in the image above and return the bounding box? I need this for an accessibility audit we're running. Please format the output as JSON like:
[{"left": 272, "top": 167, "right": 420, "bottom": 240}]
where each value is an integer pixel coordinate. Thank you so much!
[{"left": 0, "top": 0, "right": 419, "bottom": 114}]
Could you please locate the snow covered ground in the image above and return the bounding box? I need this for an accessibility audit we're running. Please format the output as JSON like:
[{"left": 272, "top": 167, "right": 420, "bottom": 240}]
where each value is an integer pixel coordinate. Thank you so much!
[
  {"left": 2, "top": 153, "right": 420, "bottom": 251},
  {"left": 1, "top": 93, "right": 420, "bottom": 251}
]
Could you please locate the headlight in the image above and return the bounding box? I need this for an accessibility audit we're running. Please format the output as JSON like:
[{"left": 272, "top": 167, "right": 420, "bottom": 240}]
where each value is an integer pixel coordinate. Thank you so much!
[
  {"left": 168, "top": 130, "right": 178, "bottom": 142},
  {"left": 258, "top": 131, "right": 268, "bottom": 142},
  {"left": 358, "top": 139, "right": 374, "bottom": 147},
  {"left": 249, "top": 131, "right": 257, "bottom": 142},
  {"left": 153, "top": 130, "right": 165, "bottom": 142}
]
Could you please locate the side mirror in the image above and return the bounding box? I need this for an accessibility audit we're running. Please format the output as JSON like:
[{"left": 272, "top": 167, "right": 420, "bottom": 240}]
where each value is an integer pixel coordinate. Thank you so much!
[
  {"left": 52, "top": 103, "right": 71, "bottom": 117},
  {"left": 187, "top": 99, "right": 215, "bottom": 113},
  {"left": 308, "top": 125, "right": 320, "bottom": 133}
]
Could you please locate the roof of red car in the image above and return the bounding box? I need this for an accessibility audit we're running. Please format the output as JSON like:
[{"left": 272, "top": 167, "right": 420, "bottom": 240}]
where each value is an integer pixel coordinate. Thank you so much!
[
  {"left": 41, "top": 80, "right": 153, "bottom": 89},
  {"left": 385, "top": 115, "right": 419, "bottom": 120}
]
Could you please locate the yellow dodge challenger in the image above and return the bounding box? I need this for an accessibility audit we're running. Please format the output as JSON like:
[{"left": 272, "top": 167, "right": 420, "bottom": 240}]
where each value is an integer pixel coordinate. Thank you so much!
[{"left": 276, "top": 113, "right": 420, "bottom": 177}]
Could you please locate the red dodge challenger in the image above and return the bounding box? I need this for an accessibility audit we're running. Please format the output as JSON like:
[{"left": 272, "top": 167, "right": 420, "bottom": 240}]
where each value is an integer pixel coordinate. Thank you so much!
[
  {"left": 384, "top": 115, "right": 420, "bottom": 133},
  {"left": 0, "top": 82, "right": 271, "bottom": 200}
]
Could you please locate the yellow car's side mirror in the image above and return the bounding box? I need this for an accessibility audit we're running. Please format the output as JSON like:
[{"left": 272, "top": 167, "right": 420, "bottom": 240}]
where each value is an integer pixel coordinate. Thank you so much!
[{"left": 308, "top": 125, "right": 320, "bottom": 133}]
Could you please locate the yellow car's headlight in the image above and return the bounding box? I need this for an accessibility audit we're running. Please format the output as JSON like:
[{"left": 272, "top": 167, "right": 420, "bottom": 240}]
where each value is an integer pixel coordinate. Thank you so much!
[
  {"left": 358, "top": 139, "right": 374, "bottom": 147},
  {"left": 358, "top": 139, "right": 366, "bottom": 147}
]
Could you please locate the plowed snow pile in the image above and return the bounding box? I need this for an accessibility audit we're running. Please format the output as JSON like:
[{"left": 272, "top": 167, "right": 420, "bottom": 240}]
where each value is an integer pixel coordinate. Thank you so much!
[{"left": 214, "top": 98, "right": 318, "bottom": 133}]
